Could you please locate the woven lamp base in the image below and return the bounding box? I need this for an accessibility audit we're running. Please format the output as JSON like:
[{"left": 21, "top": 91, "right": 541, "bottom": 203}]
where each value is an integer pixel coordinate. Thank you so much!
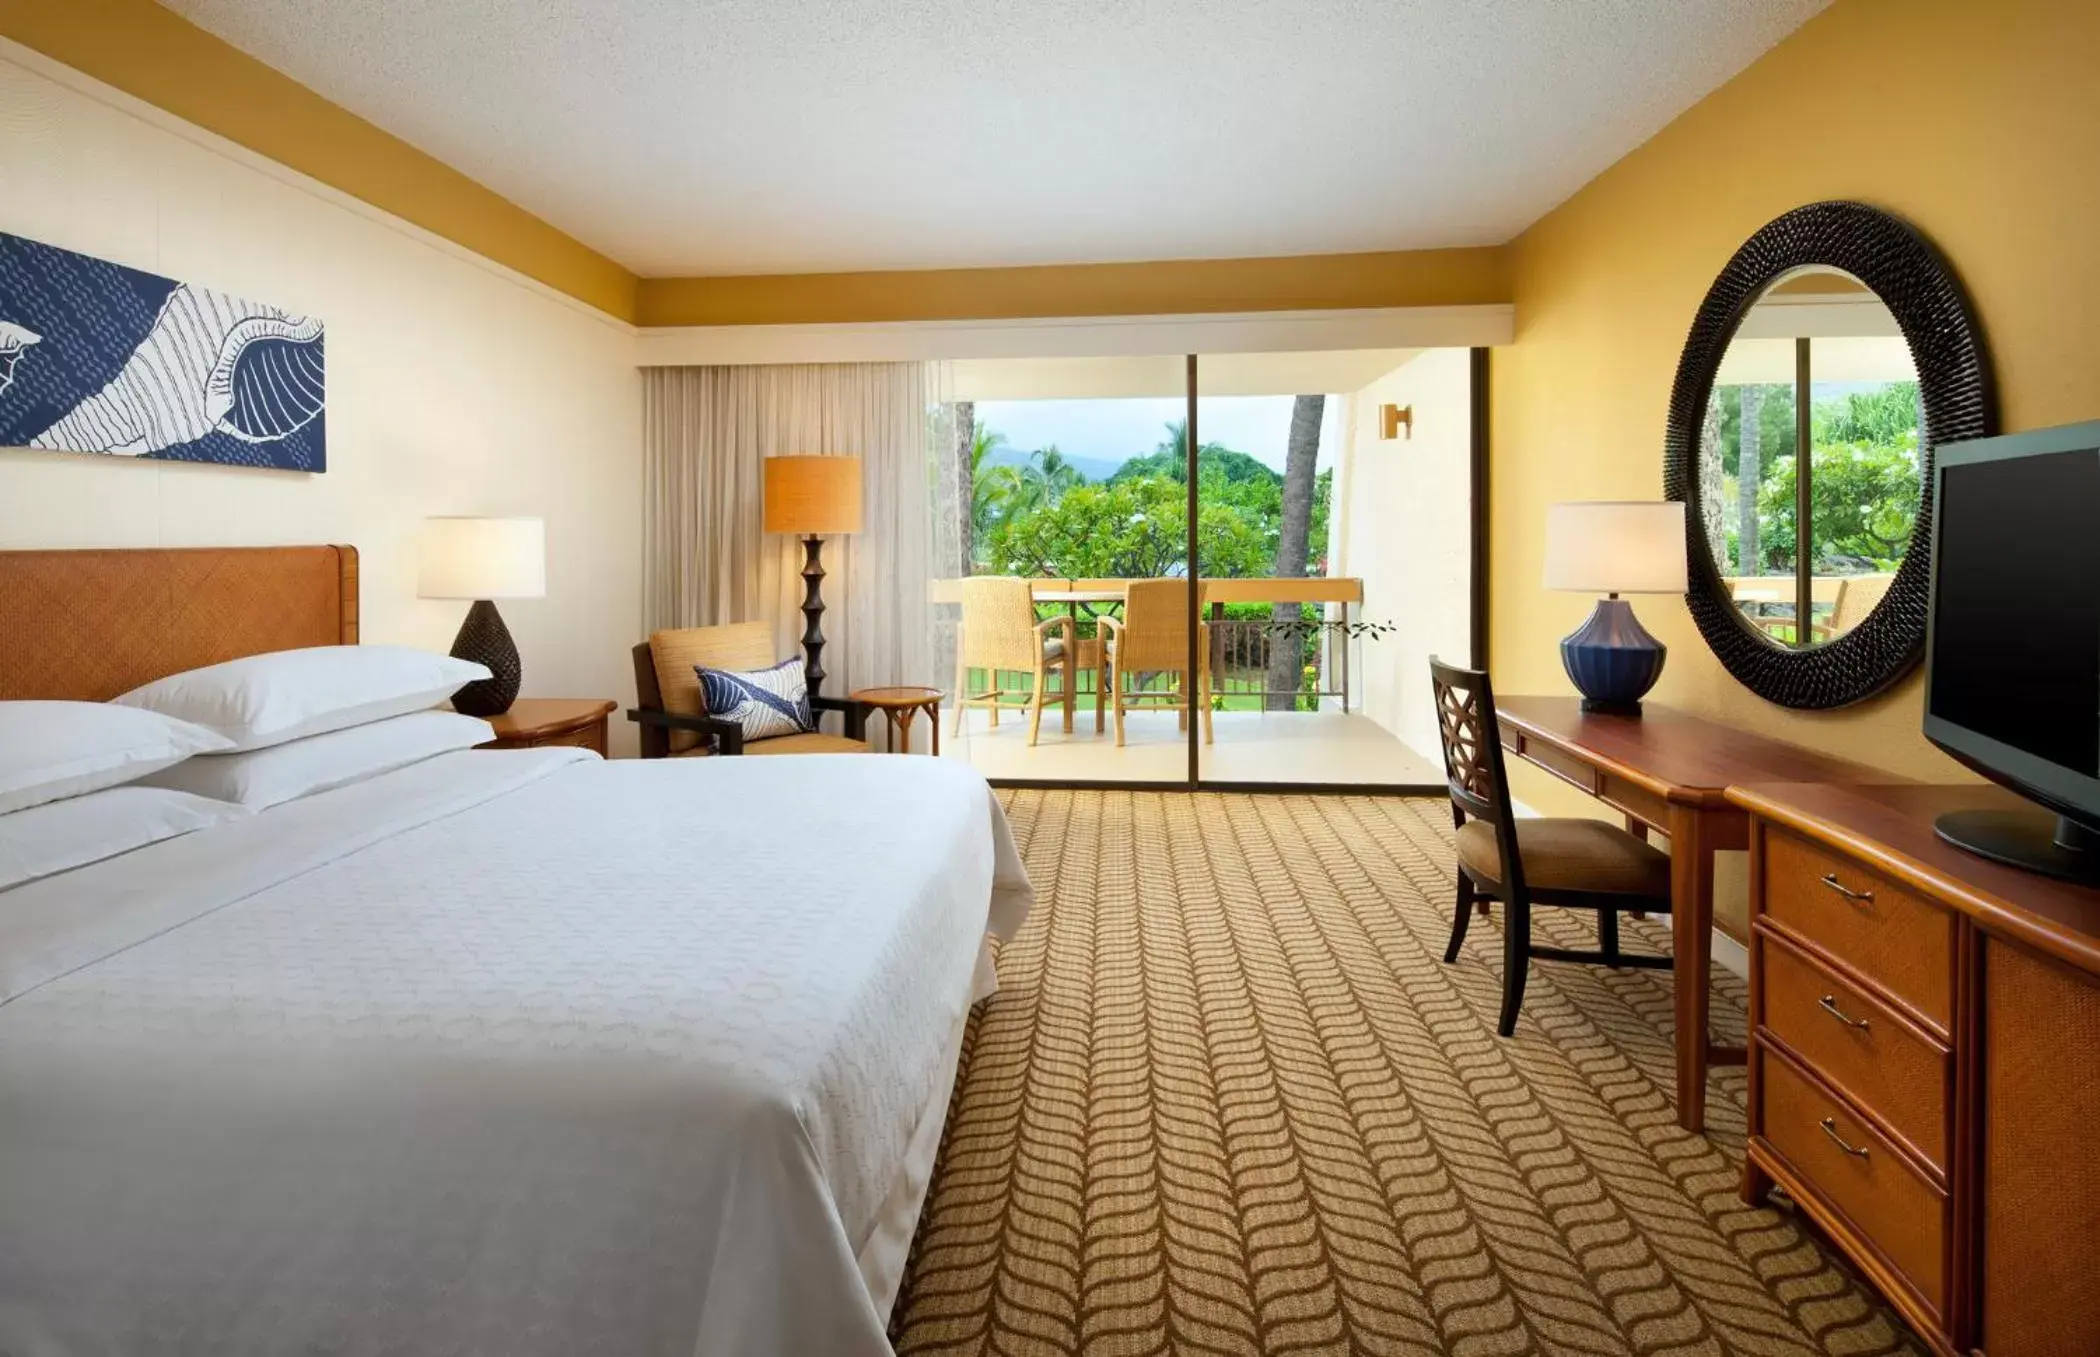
[{"left": 449, "top": 599, "right": 522, "bottom": 717}]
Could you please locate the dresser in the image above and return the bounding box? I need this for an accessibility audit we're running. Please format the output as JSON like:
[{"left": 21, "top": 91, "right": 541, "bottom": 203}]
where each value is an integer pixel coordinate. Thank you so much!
[{"left": 1731, "top": 781, "right": 2100, "bottom": 1357}]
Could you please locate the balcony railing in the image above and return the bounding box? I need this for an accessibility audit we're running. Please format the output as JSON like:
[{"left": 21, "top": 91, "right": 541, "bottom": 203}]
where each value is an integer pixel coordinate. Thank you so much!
[{"left": 931, "top": 576, "right": 1373, "bottom": 713}]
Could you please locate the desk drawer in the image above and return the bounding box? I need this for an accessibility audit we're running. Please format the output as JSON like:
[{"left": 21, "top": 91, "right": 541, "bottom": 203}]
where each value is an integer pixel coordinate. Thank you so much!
[
  {"left": 1502, "top": 731, "right": 1600, "bottom": 796},
  {"left": 1759, "top": 931, "right": 1949, "bottom": 1172},
  {"left": 1761, "top": 830, "right": 1953, "bottom": 1031},
  {"left": 1759, "top": 1049, "right": 1946, "bottom": 1318}
]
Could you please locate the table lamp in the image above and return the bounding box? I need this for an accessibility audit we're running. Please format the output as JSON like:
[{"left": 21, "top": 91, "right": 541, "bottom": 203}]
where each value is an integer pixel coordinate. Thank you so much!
[
  {"left": 418, "top": 516, "right": 546, "bottom": 717},
  {"left": 763, "top": 455, "right": 862, "bottom": 699},
  {"left": 1544, "top": 501, "right": 1687, "bottom": 716}
]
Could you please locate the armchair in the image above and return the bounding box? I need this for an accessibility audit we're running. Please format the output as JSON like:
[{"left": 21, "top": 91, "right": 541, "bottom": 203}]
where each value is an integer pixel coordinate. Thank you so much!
[
  {"left": 950, "top": 576, "right": 1077, "bottom": 746},
  {"left": 629, "top": 622, "right": 869, "bottom": 757}
]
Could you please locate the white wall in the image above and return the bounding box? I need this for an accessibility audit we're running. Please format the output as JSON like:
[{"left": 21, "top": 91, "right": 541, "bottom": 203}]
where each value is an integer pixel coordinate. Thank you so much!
[
  {"left": 0, "top": 45, "right": 645, "bottom": 753},
  {"left": 1331, "top": 348, "right": 1473, "bottom": 764}
]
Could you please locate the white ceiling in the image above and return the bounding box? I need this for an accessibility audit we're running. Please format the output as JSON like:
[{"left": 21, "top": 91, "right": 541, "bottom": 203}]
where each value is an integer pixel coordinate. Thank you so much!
[{"left": 163, "top": 0, "right": 1826, "bottom": 277}]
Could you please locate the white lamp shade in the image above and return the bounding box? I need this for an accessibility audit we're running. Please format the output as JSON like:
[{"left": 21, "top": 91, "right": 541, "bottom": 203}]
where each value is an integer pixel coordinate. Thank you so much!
[
  {"left": 1543, "top": 501, "right": 1688, "bottom": 595},
  {"left": 418, "top": 517, "right": 546, "bottom": 600}
]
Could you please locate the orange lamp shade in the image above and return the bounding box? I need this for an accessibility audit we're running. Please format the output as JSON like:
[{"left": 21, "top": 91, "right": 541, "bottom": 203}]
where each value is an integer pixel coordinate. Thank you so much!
[{"left": 763, "top": 455, "right": 863, "bottom": 535}]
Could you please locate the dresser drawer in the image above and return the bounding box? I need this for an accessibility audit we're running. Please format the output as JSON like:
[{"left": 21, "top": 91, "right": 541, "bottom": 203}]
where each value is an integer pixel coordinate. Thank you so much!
[
  {"left": 1758, "top": 932, "right": 1950, "bottom": 1172},
  {"left": 1758, "top": 1049, "right": 1947, "bottom": 1317},
  {"left": 1760, "top": 829, "right": 1953, "bottom": 1031}
]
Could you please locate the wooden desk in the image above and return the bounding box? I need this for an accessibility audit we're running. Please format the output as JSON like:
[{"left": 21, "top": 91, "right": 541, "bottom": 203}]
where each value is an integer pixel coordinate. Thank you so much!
[{"left": 1495, "top": 696, "right": 1900, "bottom": 1132}]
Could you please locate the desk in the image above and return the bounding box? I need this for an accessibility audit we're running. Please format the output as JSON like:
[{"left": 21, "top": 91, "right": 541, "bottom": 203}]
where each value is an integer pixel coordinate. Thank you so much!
[{"left": 1494, "top": 696, "right": 1899, "bottom": 1133}]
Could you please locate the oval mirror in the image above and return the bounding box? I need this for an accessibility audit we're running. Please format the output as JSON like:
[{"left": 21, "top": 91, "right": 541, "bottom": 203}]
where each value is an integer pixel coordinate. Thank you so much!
[{"left": 1664, "top": 203, "right": 1996, "bottom": 709}]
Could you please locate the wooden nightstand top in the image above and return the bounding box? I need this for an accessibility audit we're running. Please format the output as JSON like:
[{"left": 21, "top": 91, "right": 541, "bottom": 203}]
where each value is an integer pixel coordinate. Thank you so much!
[{"left": 478, "top": 698, "right": 616, "bottom": 753}]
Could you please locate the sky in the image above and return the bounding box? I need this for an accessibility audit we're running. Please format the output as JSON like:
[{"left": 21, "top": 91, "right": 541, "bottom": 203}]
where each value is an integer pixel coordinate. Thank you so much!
[{"left": 975, "top": 395, "right": 1345, "bottom": 479}]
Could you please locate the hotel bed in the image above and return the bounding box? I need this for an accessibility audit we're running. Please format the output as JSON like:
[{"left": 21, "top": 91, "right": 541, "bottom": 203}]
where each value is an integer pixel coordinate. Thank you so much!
[{"left": 0, "top": 546, "right": 1032, "bottom": 1357}]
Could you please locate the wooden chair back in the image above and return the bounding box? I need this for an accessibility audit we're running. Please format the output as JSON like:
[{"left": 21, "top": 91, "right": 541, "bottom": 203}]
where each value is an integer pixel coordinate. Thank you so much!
[
  {"left": 959, "top": 577, "right": 1043, "bottom": 671},
  {"left": 1118, "top": 578, "right": 1194, "bottom": 672},
  {"left": 1428, "top": 657, "right": 1527, "bottom": 899}
]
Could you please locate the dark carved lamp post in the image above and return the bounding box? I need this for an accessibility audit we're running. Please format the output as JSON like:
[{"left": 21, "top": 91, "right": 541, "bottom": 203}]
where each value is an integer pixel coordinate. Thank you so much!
[{"left": 762, "top": 456, "right": 863, "bottom": 700}]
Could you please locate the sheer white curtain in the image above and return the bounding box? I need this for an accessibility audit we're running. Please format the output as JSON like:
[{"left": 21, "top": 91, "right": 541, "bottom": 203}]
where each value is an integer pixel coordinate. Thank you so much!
[{"left": 642, "top": 363, "right": 938, "bottom": 697}]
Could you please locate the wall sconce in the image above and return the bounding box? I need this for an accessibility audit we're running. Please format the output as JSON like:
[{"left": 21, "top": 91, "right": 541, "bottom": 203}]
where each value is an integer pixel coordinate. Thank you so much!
[{"left": 1380, "top": 404, "right": 1413, "bottom": 440}]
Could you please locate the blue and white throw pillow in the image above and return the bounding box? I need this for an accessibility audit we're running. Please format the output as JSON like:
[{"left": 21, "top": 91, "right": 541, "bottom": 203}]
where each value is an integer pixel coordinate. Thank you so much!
[{"left": 696, "top": 656, "right": 817, "bottom": 743}]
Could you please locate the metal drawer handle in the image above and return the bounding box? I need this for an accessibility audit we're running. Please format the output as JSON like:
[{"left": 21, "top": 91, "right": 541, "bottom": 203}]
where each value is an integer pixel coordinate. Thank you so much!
[
  {"left": 1819, "top": 873, "right": 1875, "bottom": 906},
  {"left": 1818, "top": 994, "right": 1871, "bottom": 1031},
  {"left": 1820, "top": 1117, "right": 1871, "bottom": 1159}
]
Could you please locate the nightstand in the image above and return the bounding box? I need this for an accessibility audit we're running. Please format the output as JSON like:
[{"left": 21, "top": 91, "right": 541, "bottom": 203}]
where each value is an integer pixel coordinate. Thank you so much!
[{"left": 477, "top": 698, "right": 616, "bottom": 755}]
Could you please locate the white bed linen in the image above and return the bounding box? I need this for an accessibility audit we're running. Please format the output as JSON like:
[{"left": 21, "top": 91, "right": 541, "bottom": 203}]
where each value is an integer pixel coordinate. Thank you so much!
[{"left": 0, "top": 749, "right": 1030, "bottom": 1357}]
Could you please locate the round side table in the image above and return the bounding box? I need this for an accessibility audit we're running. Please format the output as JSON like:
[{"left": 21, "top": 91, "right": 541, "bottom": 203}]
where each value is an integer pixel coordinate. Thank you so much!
[{"left": 851, "top": 686, "right": 946, "bottom": 755}]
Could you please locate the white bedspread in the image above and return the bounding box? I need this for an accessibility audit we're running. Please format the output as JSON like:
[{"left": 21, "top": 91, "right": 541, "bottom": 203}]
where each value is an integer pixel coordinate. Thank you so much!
[{"left": 0, "top": 750, "right": 1031, "bottom": 1357}]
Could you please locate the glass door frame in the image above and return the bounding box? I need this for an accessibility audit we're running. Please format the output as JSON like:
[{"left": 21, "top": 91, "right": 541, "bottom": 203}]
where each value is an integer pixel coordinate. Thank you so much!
[{"left": 972, "top": 349, "right": 1487, "bottom": 796}]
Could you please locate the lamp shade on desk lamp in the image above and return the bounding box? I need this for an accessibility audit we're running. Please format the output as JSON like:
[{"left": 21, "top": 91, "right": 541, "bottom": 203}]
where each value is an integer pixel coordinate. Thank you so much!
[
  {"left": 1544, "top": 501, "right": 1687, "bottom": 716},
  {"left": 763, "top": 456, "right": 862, "bottom": 698},
  {"left": 419, "top": 516, "right": 545, "bottom": 717}
]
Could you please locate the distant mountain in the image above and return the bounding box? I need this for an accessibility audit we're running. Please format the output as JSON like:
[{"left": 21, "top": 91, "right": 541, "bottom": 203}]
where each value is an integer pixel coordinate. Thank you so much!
[{"left": 981, "top": 446, "right": 1129, "bottom": 484}]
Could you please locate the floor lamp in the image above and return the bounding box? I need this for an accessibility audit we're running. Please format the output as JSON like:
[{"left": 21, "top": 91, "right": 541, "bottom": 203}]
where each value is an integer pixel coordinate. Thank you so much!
[{"left": 763, "top": 455, "right": 863, "bottom": 700}]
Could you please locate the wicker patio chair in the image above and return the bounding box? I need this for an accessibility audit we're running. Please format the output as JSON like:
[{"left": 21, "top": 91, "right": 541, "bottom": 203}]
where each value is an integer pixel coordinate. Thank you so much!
[
  {"left": 951, "top": 577, "right": 1076, "bottom": 746},
  {"left": 1098, "top": 578, "right": 1213, "bottom": 747}
]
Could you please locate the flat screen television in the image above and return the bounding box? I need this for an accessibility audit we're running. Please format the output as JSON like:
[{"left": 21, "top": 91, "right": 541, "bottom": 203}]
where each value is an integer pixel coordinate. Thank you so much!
[{"left": 1924, "top": 419, "right": 2100, "bottom": 882}]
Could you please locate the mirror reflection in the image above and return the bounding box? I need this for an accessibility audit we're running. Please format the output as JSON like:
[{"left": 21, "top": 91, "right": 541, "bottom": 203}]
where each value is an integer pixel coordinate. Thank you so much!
[{"left": 1698, "top": 268, "right": 1921, "bottom": 647}]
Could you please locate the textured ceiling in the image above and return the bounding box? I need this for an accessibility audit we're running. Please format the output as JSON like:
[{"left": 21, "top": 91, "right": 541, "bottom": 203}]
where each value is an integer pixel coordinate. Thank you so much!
[{"left": 163, "top": 0, "right": 1827, "bottom": 277}]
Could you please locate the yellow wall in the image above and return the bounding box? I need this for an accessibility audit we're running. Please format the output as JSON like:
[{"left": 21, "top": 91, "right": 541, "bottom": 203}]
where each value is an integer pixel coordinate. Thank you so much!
[
  {"left": 1491, "top": 0, "right": 2100, "bottom": 818},
  {"left": 636, "top": 247, "right": 1510, "bottom": 327},
  {"left": 0, "top": 43, "right": 647, "bottom": 753},
  {"left": 0, "top": 0, "right": 639, "bottom": 319}
]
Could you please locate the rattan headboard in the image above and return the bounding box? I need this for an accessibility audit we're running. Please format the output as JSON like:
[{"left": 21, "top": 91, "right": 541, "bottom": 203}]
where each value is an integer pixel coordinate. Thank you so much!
[{"left": 0, "top": 545, "right": 359, "bottom": 701}]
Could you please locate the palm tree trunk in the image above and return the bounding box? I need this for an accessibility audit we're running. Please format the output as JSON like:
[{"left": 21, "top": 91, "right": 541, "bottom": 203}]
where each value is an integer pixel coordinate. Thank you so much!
[
  {"left": 1739, "top": 386, "right": 1763, "bottom": 575},
  {"left": 1699, "top": 389, "right": 1726, "bottom": 566},
  {"left": 952, "top": 400, "right": 974, "bottom": 574},
  {"left": 1266, "top": 395, "right": 1323, "bottom": 710}
]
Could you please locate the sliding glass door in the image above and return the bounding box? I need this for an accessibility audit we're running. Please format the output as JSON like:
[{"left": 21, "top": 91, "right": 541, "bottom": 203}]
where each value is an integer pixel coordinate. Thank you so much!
[{"left": 928, "top": 349, "right": 1477, "bottom": 789}]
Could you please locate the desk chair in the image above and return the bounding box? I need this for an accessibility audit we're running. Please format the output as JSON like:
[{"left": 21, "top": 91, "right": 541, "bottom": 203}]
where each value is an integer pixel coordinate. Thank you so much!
[{"left": 1429, "top": 658, "right": 1674, "bottom": 1035}]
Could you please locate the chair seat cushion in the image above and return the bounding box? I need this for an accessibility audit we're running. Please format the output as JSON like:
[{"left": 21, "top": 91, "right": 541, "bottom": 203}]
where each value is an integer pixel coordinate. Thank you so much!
[
  {"left": 673, "top": 731, "right": 869, "bottom": 757},
  {"left": 1455, "top": 817, "right": 1671, "bottom": 899}
]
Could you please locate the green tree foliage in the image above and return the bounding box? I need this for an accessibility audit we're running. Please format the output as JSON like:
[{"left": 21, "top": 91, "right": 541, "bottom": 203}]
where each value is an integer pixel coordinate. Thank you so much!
[
  {"left": 1757, "top": 384, "right": 1922, "bottom": 571},
  {"left": 983, "top": 475, "right": 1275, "bottom": 580},
  {"left": 972, "top": 418, "right": 1333, "bottom": 582},
  {"left": 1710, "top": 381, "right": 1921, "bottom": 574}
]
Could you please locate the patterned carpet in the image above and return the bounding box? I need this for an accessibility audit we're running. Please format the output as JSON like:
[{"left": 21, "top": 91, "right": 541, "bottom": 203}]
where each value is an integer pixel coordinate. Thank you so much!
[{"left": 890, "top": 791, "right": 1926, "bottom": 1357}]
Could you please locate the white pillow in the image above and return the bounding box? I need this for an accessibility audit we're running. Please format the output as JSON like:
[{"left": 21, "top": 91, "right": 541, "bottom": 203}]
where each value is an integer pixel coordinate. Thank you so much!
[
  {"left": 0, "top": 785, "right": 250, "bottom": 891},
  {"left": 0, "top": 700, "right": 233, "bottom": 816},
  {"left": 114, "top": 646, "right": 490, "bottom": 753},
  {"left": 140, "top": 710, "right": 494, "bottom": 810}
]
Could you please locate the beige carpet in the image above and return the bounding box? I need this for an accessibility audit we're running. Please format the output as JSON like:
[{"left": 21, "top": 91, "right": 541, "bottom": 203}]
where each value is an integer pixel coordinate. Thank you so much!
[{"left": 890, "top": 791, "right": 1926, "bottom": 1357}]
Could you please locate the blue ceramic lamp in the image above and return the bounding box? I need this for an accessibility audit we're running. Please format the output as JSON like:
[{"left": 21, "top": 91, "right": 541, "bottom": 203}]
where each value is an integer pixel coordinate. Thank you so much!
[{"left": 1544, "top": 501, "right": 1688, "bottom": 717}]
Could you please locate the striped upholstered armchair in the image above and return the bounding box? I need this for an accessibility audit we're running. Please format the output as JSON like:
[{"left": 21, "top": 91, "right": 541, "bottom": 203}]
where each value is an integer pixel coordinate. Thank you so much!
[{"left": 628, "top": 622, "right": 869, "bottom": 757}]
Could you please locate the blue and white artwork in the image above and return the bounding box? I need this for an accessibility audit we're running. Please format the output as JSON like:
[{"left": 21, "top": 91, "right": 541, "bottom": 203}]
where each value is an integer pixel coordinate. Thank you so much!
[{"left": 0, "top": 231, "right": 325, "bottom": 472}]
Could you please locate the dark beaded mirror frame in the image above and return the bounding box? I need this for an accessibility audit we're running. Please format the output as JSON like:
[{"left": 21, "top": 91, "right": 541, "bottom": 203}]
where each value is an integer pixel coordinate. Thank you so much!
[{"left": 1662, "top": 201, "right": 1997, "bottom": 710}]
